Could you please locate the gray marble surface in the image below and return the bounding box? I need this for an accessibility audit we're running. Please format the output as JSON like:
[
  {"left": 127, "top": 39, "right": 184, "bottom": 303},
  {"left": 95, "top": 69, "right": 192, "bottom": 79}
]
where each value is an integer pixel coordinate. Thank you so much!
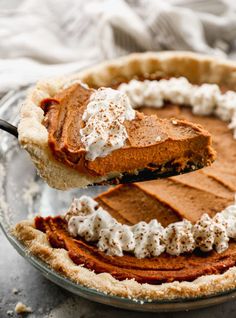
[{"left": 1, "top": 229, "right": 236, "bottom": 318}]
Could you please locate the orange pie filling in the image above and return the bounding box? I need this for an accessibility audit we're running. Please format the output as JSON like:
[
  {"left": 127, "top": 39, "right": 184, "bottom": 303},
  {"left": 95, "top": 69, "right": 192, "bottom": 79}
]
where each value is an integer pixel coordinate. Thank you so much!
[
  {"left": 41, "top": 83, "right": 215, "bottom": 180},
  {"left": 35, "top": 215, "right": 236, "bottom": 284}
]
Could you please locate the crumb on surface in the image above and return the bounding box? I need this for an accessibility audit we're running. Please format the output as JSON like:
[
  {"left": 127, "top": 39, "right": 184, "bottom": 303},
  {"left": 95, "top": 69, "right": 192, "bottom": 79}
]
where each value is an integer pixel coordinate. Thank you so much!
[
  {"left": 12, "top": 288, "right": 19, "bottom": 295},
  {"left": 15, "top": 302, "right": 32, "bottom": 314}
]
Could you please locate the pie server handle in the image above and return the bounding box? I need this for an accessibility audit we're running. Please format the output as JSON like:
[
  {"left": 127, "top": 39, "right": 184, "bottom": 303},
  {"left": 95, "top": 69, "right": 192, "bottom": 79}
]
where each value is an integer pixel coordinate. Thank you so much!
[{"left": 0, "top": 119, "right": 18, "bottom": 138}]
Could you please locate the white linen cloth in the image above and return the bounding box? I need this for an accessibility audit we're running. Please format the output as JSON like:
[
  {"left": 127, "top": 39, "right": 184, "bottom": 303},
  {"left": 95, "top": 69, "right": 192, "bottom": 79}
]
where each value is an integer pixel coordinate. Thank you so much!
[{"left": 0, "top": 0, "right": 236, "bottom": 93}]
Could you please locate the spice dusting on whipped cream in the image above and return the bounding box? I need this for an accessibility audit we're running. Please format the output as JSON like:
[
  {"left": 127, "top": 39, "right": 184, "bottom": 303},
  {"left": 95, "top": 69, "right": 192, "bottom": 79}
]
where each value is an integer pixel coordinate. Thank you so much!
[
  {"left": 80, "top": 87, "right": 135, "bottom": 161},
  {"left": 66, "top": 195, "right": 236, "bottom": 258}
]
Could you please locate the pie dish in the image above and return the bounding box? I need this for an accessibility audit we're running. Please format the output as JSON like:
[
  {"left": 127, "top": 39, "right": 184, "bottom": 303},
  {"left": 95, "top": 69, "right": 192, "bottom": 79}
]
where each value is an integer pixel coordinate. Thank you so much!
[
  {"left": 17, "top": 51, "right": 219, "bottom": 190},
  {"left": 13, "top": 51, "right": 236, "bottom": 302}
]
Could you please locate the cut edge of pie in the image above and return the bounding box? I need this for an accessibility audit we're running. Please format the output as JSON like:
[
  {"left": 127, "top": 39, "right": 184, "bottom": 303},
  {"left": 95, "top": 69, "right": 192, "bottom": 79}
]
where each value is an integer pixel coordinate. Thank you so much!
[
  {"left": 18, "top": 51, "right": 236, "bottom": 190},
  {"left": 12, "top": 220, "right": 236, "bottom": 301}
]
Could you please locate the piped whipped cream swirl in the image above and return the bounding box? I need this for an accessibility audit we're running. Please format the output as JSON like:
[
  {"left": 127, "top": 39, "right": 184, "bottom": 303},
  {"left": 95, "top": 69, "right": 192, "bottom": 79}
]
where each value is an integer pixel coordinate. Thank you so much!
[
  {"left": 66, "top": 196, "right": 236, "bottom": 258},
  {"left": 165, "top": 220, "right": 195, "bottom": 255},
  {"left": 193, "top": 214, "right": 229, "bottom": 253},
  {"left": 118, "top": 78, "right": 236, "bottom": 137},
  {"left": 80, "top": 87, "right": 135, "bottom": 161}
]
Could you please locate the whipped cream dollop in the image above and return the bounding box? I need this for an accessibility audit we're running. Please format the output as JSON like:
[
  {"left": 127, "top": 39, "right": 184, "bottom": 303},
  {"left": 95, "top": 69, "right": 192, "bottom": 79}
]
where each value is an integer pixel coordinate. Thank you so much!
[
  {"left": 66, "top": 196, "right": 236, "bottom": 258},
  {"left": 66, "top": 196, "right": 116, "bottom": 241},
  {"left": 98, "top": 220, "right": 166, "bottom": 258},
  {"left": 191, "top": 84, "right": 220, "bottom": 115},
  {"left": 165, "top": 220, "right": 195, "bottom": 255},
  {"left": 132, "top": 220, "right": 166, "bottom": 258},
  {"left": 215, "top": 204, "right": 236, "bottom": 238},
  {"left": 118, "top": 78, "right": 236, "bottom": 137},
  {"left": 193, "top": 214, "right": 229, "bottom": 253},
  {"left": 80, "top": 87, "right": 135, "bottom": 161}
]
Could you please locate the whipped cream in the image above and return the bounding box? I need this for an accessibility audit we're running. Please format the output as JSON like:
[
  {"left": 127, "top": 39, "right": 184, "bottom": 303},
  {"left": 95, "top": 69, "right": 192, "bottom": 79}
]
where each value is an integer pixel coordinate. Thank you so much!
[
  {"left": 132, "top": 220, "right": 166, "bottom": 258},
  {"left": 66, "top": 196, "right": 117, "bottom": 241},
  {"left": 80, "top": 87, "right": 135, "bottom": 160},
  {"left": 165, "top": 220, "right": 195, "bottom": 255},
  {"left": 66, "top": 196, "right": 236, "bottom": 258},
  {"left": 67, "top": 196, "right": 166, "bottom": 258},
  {"left": 119, "top": 80, "right": 164, "bottom": 108},
  {"left": 216, "top": 204, "right": 236, "bottom": 239},
  {"left": 216, "top": 91, "right": 236, "bottom": 121},
  {"left": 191, "top": 84, "right": 220, "bottom": 115},
  {"left": 98, "top": 220, "right": 166, "bottom": 258},
  {"left": 118, "top": 78, "right": 236, "bottom": 137},
  {"left": 159, "top": 77, "right": 193, "bottom": 105},
  {"left": 98, "top": 223, "right": 135, "bottom": 257},
  {"left": 193, "top": 214, "right": 229, "bottom": 253}
]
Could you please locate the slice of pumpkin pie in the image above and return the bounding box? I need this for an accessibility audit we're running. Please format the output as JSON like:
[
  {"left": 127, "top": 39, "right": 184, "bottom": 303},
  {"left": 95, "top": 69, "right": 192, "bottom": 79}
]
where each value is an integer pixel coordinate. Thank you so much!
[{"left": 19, "top": 80, "right": 215, "bottom": 189}]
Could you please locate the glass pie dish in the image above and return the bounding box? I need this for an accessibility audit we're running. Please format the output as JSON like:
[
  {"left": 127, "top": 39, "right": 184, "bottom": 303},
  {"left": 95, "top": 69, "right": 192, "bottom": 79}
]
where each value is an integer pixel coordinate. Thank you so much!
[{"left": 1, "top": 89, "right": 236, "bottom": 312}]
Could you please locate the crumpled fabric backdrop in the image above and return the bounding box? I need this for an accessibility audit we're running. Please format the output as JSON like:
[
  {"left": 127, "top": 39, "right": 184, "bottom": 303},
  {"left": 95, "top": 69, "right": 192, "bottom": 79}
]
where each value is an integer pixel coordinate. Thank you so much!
[{"left": 0, "top": 0, "right": 236, "bottom": 93}]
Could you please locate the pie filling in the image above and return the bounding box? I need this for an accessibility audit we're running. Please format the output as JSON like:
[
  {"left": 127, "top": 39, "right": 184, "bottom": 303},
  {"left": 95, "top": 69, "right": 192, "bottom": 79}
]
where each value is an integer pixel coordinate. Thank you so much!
[
  {"left": 35, "top": 215, "right": 236, "bottom": 285},
  {"left": 41, "top": 81, "right": 216, "bottom": 179}
]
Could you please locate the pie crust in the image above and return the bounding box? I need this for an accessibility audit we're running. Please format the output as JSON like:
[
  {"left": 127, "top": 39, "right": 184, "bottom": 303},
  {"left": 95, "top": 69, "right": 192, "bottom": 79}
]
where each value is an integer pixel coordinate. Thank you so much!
[{"left": 18, "top": 51, "right": 236, "bottom": 190}]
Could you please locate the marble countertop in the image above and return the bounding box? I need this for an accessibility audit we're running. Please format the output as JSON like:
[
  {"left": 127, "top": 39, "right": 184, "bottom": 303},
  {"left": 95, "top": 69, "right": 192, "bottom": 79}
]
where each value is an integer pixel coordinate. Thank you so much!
[{"left": 1, "top": 230, "right": 236, "bottom": 318}]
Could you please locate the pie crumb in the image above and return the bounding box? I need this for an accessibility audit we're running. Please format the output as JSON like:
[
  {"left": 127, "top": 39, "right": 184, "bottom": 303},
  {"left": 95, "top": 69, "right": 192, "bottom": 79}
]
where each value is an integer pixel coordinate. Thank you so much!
[
  {"left": 12, "top": 288, "right": 19, "bottom": 295},
  {"left": 15, "top": 302, "right": 32, "bottom": 314}
]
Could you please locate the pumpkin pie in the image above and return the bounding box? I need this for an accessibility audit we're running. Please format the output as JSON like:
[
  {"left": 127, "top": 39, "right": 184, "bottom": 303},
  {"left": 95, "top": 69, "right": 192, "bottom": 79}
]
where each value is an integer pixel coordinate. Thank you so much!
[{"left": 14, "top": 52, "right": 236, "bottom": 301}]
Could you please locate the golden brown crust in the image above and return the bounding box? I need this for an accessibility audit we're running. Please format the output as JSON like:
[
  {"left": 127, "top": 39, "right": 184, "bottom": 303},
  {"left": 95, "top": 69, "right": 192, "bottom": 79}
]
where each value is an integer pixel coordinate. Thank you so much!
[
  {"left": 18, "top": 51, "right": 236, "bottom": 190},
  {"left": 12, "top": 220, "right": 236, "bottom": 301}
]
